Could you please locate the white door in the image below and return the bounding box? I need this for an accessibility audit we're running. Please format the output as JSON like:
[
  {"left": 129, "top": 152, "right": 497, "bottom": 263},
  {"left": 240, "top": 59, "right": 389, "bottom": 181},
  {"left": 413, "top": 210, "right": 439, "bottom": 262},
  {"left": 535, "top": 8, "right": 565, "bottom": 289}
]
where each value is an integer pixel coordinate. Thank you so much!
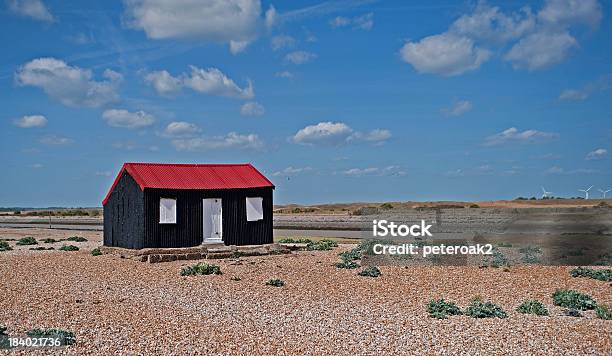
[{"left": 203, "top": 198, "right": 222, "bottom": 243}]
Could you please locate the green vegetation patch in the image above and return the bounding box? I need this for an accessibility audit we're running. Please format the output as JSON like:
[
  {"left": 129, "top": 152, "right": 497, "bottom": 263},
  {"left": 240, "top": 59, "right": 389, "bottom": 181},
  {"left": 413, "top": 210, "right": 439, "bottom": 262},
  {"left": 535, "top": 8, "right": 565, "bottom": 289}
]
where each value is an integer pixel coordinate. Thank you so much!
[
  {"left": 358, "top": 266, "right": 381, "bottom": 277},
  {"left": 335, "top": 260, "right": 360, "bottom": 269},
  {"left": 426, "top": 299, "right": 462, "bottom": 319},
  {"left": 65, "top": 236, "right": 87, "bottom": 242},
  {"left": 180, "top": 263, "right": 222, "bottom": 276},
  {"left": 265, "top": 278, "right": 285, "bottom": 287},
  {"left": 0, "top": 241, "right": 12, "bottom": 252},
  {"left": 29, "top": 247, "right": 54, "bottom": 251},
  {"left": 519, "top": 245, "right": 542, "bottom": 264},
  {"left": 570, "top": 267, "right": 612, "bottom": 282},
  {"left": 595, "top": 305, "right": 612, "bottom": 320},
  {"left": 465, "top": 298, "right": 507, "bottom": 318},
  {"left": 516, "top": 300, "right": 549, "bottom": 316},
  {"left": 91, "top": 248, "right": 102, "bottom": 256},
  {"left": 41, "top": 238, "right": 58, "bottom": 243},
  {"left": 27, "top": 328, "right": 76, "bottom": 346},
  {"left": 16, "top": 236, "right": 38, "bottom": 245},
  {"left": 552, "top": 289, "right": 597, "bottom": 310},
  {"left": 277, "top": 237, "right": 312, "bottom": 244},
  {"left": 306, "top": 239, "right": 338, "bottom": 251},
  {"left": 59, "top": 245, "right": 79, "bottom": 251}
]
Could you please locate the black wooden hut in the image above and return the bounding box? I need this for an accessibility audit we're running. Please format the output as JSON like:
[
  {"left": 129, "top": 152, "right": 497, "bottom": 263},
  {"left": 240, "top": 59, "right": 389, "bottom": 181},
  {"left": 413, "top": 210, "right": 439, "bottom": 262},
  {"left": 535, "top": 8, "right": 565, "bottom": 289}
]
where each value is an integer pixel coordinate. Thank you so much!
[{"left": 102, "top": 163, "right": 274, "bottom": 249}]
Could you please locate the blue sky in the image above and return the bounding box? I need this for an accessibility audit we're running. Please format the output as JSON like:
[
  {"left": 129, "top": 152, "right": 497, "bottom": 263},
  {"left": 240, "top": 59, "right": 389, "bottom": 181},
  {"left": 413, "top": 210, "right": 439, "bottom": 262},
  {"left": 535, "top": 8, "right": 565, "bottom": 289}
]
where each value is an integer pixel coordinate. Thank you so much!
[{"left": 1, "top": 0, "right": 611, "bottom": 207}]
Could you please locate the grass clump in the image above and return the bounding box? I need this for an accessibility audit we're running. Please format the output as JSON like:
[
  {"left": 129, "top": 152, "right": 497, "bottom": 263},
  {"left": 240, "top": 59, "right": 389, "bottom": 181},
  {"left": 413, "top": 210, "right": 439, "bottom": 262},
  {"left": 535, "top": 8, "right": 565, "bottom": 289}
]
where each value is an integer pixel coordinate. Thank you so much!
[
  {"left": 41, "top": 238, "right": 58, "bottom": 243},
  {"left": 180, "top": 263, "right": 222, "bottom": 276},
  {"left": 0, "top": 241, "right": 12, "bottom": 252},
  {"left": 265, "top": 278, "right": 285, "bottom": 287},
  {"left": 516, "top": 300, "right": 549, "bottom": 316},
  {"left": 465, "top": 297, "right": 507, "bottom": 318},
  {"left": 595, "top": 304, "right": 612, "bottom": 320},
  {"left": 277, "top": 237, "right": 312, "bottom": 244},
  {"left": 27, "top": 328, "right": 76, "bottom": 346},
  {"left": 426, "top": 299, "right": 462, "bottom": 319},
  {"left": 552, "top": 289, "right": 597, "bottom": 310},
  {"left": 335, "top": 259, "right": 360, "bottom": 269},
  {"left": 29, "top": 247, "right": 54, "bottom": 251},
  {"left": 65, "top": 236, "right": 87, "bottom": 242},
  {"left": 16, "top": 236, "right": 37, "bottom": 245},
  {"left": 570, "top": 267, "right": 612, "bottom": 282},
  {"left": 59, "top": 245, "right": 79, "bottom": 251},
  {"left": 358, "top": 266, "right": 381, "bottom": 277},
  {"left": 306, "top": 239, "right": 338, "bottom": 251},
  {"left": 91, "top": 248, "right": 102, "bottom": 256}
]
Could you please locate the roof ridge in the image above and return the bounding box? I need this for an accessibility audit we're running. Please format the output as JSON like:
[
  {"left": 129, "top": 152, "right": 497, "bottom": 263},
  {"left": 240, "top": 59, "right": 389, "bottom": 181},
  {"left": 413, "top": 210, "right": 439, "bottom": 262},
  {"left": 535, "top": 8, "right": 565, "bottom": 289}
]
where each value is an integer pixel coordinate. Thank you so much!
[{"left": 125, "top": 162, "right": 250, "bottom": 167}]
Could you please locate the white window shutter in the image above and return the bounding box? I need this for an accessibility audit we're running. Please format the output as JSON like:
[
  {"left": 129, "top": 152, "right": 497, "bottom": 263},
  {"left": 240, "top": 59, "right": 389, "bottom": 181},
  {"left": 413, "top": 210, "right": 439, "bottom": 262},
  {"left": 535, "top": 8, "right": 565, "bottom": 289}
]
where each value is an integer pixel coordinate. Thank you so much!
[{"left": 246, "top": 197, "right": 263, "bottom": 221}]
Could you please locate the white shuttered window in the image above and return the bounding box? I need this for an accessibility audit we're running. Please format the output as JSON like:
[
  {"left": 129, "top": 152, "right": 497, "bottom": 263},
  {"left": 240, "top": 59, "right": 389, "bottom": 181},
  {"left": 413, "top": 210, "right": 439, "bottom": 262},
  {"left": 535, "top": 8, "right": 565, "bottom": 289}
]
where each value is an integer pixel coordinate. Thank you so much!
[
  {"left": 245, "top": 197, "right": 263, "bottom": 221},
  {"left": 160, "top": 198, "right": 177, "bottom": 224}
]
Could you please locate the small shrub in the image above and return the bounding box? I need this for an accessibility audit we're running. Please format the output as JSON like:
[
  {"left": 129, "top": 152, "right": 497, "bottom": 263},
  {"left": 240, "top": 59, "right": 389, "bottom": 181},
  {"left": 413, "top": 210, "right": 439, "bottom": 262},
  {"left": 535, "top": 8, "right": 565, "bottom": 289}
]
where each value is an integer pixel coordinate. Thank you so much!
[
  {"left": 358, "top": 266, "right": 381, "bottom": 277},
  {"left": 41, "top": 238, "right": 58, "bottom": 243},
  {"left": 552, "top": 289, "right": 597, "bottom": 310},
  {"left": 516, "top": 300, "right": 549, "bottom": 316},
  {"left": 27, "top": 328, "right": 76, "bottom": 346},
  {"left": 564, "top": 309, "right": 582, "bottom": 317},
  {"left": 180, "top": 263, "right": 222, "bottom": 276},
  {"left": 338, "top": 249, "right": 361, "bottom": 262},
  {"left": 59, "top": 245, "right": 79, "bottom": 251},
  {"left": 595, "top": 304, "right": 612, "bottom": 320},
  {"left": 519, "top": 245, "right": 542, "bottom": 264},
  {"left": 335, "top": 260, "right": 360, "bottom": 269},
  {"left": 91, "top": 248, "right": 102, "bottom": 256},
  {"left": 16, "top": 236, "right": 37, "bottom": 245},
  {"left": 426, "top": 299, "right": 462, "bottom": 319},
  {"left": 306, "top": 239, "right": 338, "bottom": 251},
  {"left": 65, "top": 236, "right": 87, "bottom": 242},
  {"left": 277, "top": 237, "right": 312, "bottom": 244},
  {"left": 380, "top": 203, "right": 394, "bottom": 210},
  {"left": 231, "top": 251, "right": 244, "bottom": 258},
  {"left": 29, "top": 247, "right": 54, "bottom": 251},
  {"left": 265, "top": 278, "right": 285, "bottom": 287},
  {"left": 465, "top": 298, "right": 507, "bottom": 318},
  {"left": 0, "top": 241, "right": 12, "bottom": 251},
  {"left": 570, "top": 267, "right": 612, "bottom": 282}
]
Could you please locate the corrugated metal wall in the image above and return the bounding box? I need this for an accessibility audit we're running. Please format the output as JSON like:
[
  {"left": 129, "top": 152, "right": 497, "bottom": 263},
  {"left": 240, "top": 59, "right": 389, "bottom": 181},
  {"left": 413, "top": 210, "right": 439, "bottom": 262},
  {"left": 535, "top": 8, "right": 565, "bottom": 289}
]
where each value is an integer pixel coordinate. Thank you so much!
[
  {"left": 103, "top": 172, "right": 145, "bottom": 248},
  {"left": 143, "top": 187, "right": 273, "bottom": 247}
]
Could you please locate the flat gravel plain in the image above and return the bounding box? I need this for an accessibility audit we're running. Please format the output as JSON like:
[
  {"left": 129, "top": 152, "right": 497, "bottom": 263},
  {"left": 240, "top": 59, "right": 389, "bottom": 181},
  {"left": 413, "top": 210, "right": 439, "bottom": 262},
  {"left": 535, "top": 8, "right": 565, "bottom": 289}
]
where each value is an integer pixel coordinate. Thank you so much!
[{"left": 0, "top": 228, "right": 610, "bottom": 355}]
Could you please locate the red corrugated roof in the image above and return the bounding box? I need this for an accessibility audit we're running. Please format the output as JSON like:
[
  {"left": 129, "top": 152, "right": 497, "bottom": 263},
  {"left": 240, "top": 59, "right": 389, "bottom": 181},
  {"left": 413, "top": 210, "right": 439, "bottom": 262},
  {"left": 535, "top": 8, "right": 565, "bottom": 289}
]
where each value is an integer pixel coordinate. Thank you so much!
[{"left": 102, "top": 163, "right": 274, "bottom": 205}]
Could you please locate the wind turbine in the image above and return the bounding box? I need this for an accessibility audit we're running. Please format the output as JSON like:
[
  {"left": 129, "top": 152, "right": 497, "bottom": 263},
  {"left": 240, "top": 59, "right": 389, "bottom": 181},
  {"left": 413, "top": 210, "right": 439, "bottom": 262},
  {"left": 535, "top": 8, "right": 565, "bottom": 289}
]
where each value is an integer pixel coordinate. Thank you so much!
[
  {"left": 578, "top": 185, "right": 593, "bottom": 199},
  {"left": 541, "top": 187, "right": 552, "bottom": 199},
  {"left": 599, "top": 188, "right": 612, "bottom": 199}
]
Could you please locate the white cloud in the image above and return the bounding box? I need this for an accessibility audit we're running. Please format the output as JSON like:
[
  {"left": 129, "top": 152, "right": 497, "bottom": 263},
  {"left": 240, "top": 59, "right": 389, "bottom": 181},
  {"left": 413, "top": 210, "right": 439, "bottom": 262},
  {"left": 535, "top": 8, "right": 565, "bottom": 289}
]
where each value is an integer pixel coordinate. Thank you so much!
[
  {"left": 291, "top": 122, "right": 353, "bottom": 145},
  {"left": 144, "top": 66, "right": 254, "bottom": 99},
  {"left": 123, "top": 0, "right": 262, "bottom": 52},
  {"left": 172, "top": 132, "right": 263, "bottom": 151},
  {"left": 265, "top": 5, "right": 277, "bottom": 29},
  {"left": 183, "top": 66, "right": 254, "bottom": 99},
  {"left": 111, "top": 141, "right": 136, "bottom": 150},
  {"left": 275, "top": 71, "right": 293, "bottom": 78},
  {"left": 291, "top": 122, "right": 390, "bottom": 145},
  {"left": 161, "top": 121, "right": 201, "bottom": 138},
  {"left": 102, "top": 109, "right": 155, "bottom": 129},
  {"left": 272, "top": 166, "right": 312, "bottom": 177},
  {"left": 271, "top": 35, "right": 295, "bottom": 51},
  {"left": 16, "top": 58, "right": 122, "bottom": 107},
  {"left": 13, "top": 115, "right": 47, "bottom": 128},
  {"left": 343, "top": 166, "right": 406, "bottom": 177},
  {"left": 330, "top": 13, "right": 373, "bottom": 30},
  {"left": 29, "top": 163, "right": 44, "bottom": 169},
  {"left": 285, "top": 51, "right": 317, "bottom": 65},
  {"left": 144, "top": 70, "right": 182, "bottom": 96},
  {"left": 240, "top": 102, "right": 265, "bottom": 116},
  {"left": 442, "top": 100, "right": 473, "bottom": 116},
  {"left": 546, "top": 166, "right": 597, "bottom": 175},
  {"left": 451, "top": 4, "right": 535, "bottom": 43},
  {"left": 229, "top": 40, "right": 250, "bottom": 54},
  {"left": 586, "top": 148, "right": 607, "bottom": 160},
  {"left": 39, "top": 135, "right": 72, "bottom": 145},
  {"left": 538, "top": 0, "right": 602, "bottom": 28},
  {"left": 8, "top": 0, "right": 54, "bottom": 22},
  {"left": 400, "top": 33, "right": 491, "bottom": 76},
  {"left": 485, "top": 127, "right": 558, "bottom": 146},
  {"left": 504, "top": 30, "right": 577, "bottom": 70},
  {"left": 559, "top": 89, "right": 588, "bottom": 101}
]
